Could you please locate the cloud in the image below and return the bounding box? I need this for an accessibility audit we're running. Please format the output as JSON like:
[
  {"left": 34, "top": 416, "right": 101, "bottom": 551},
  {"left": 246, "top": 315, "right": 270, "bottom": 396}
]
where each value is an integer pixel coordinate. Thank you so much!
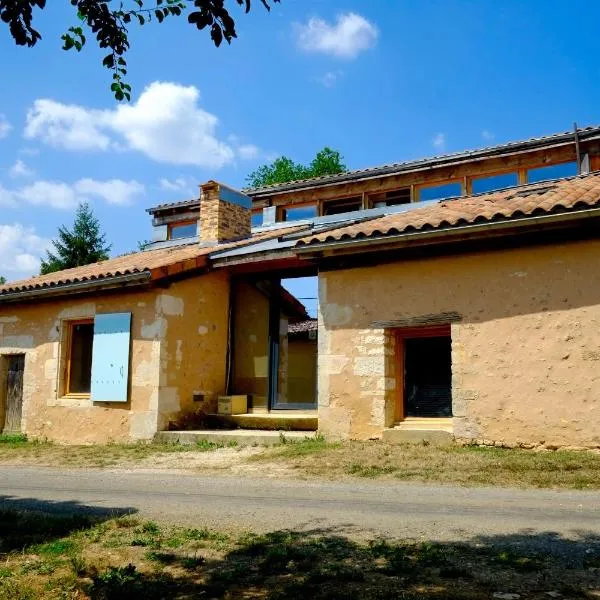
[
  {"left": 432, "top": 133, "right": 446, "bottom": 151},
  {"left": 0, "top": 115, "right": 12, "bottom": 139},
  {"left": 481, "top": 129, "right": 495, "bottom": 142},
  {"left": 25, "top": 100, "right": 111, "bottom": 151},
  {"left": 237, "top": 144, "right": 261, "bottom": 160},
  {"left": 0, "top": 178, "right": 145, "bottom": 210},
  {"left": 9, "top": 159, "right": 35, "bottom": 178},
  {"left": 75, "top": 178, "right": 145, "bottom": 206},
  {"left": 158, "top": 177, "right": 198, "bottom": 196},
  {"left": 317, "top": 70, "right": 343, "bottom": 88},
  {"left": 24, "top": 82, "right": 238, "bottom": 168},
  {"left": 295, "top": 13, "right": 378, "bottom": 59},
  {"left": 0, "top": 223, "right": 50, "bottom": 279}
]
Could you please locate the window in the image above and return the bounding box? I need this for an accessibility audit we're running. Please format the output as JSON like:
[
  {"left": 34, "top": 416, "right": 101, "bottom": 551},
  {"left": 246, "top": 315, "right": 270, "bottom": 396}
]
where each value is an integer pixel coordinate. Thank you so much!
[
  {"left": 371, "top": 188, "right": 411, "bottom": 208},
  {"left": 472, "top": 172, "right": 518, "bottom": 194},
  {"left": 251, "top": 211, "right": 263, "bottom": 227},
  {"left": 527, "top": 162, "right": 578, "bottom": 183},
  {"left": 66, "top": 320, "right": 94, "bottom": 395},
  {"left": 418, "top": 182, "right": 462, "bottom": 201},
  {"left": 168, "top": 221, "right": 197, "bottom": 240},
  {"left": 322, "top": 197, "right": 362, "bottom": 216},
  {"left": 284, "top": 205, "right": 317, "bottom": 222}
]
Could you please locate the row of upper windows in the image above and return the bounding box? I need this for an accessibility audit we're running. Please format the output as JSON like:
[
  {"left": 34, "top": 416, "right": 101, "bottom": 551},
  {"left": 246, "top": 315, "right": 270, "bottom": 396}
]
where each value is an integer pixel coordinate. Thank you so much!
[{"left": 252, "top": 161, "right": 578, "bottom": 226}]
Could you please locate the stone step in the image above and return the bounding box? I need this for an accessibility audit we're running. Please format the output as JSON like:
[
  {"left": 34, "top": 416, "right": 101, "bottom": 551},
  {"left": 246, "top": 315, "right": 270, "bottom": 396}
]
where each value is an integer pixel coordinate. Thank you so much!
[
  {"left": 209, "top": 413, "right": 318, "bottom": 431},
  {"left": 382, "top": 428, "right": 453, "bottom": 445},
  {"left": 156, "top": 429, "right": 317, "bottom": 447}
]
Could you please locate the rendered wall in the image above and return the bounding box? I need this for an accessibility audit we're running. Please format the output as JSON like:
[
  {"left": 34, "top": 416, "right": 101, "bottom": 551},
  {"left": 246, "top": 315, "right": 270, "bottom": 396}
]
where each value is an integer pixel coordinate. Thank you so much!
[
  {"left": 319, "top": 239, "right": 600, "bottom": 447},
  {"left": 0, "top": 272, "right": 230, "bottom": 443},
  {"left": 287, "top": 339, "right": 317, "bottom": 405}
]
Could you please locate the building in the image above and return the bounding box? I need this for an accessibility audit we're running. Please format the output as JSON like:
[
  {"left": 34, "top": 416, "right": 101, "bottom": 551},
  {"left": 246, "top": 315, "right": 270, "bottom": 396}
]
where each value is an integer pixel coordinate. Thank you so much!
[{"left": 1, "top": 126, "right": 600, "bottom": 447}]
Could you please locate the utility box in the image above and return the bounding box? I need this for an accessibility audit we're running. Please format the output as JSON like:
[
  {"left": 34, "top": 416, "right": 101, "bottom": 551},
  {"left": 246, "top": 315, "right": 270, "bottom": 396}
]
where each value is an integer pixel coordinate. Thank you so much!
[{"left": 217, "top": 395, "right": 248, "bottom": 415}]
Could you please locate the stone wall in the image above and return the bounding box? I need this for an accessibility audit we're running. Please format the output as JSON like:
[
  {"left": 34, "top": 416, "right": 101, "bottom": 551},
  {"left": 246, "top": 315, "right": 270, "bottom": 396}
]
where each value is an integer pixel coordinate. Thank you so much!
[
  {"left": 0, "top": 271, "right": 230, "bottom": 443},
  {"left": 318, "top": 238, "right": 600, "bottom": 447},
  {"left": 199, "top": 181, "right": 251, "bottom": 243}
]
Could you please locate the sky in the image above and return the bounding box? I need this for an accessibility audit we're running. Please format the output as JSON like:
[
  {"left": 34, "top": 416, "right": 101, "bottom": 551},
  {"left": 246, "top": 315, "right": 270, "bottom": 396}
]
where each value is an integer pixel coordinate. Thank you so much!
[{"left": 1, "top": 0, "right": 600, "bottom": 291}]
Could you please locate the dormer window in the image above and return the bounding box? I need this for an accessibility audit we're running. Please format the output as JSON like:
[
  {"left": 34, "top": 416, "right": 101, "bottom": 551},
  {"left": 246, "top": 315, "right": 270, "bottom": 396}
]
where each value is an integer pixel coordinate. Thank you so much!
[{"left": 168, "top": 220, "right": 197, "bottom": 240}]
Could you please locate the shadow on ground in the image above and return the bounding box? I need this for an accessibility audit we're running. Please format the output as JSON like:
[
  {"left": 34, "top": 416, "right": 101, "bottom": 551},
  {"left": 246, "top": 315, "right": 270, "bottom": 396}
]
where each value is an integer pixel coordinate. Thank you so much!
[{"left": 0, "top": 495, "right": 136, "bottom": 553}]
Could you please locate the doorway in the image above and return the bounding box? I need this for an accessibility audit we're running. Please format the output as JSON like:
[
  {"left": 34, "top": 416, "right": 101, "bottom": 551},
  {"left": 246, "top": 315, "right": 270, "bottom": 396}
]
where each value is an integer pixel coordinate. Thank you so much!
[
  {"left": 396, "top": 326, "right": 452, "bottom": 420},
  {"left": 2, "top": 355, "right": 25, "bottom": 433}
]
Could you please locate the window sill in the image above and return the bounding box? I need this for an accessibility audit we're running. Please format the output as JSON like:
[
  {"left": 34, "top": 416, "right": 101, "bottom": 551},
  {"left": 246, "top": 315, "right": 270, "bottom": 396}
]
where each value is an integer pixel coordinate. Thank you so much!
[{"left": 53, "top": 394, "right": 92, "bottom": 408}]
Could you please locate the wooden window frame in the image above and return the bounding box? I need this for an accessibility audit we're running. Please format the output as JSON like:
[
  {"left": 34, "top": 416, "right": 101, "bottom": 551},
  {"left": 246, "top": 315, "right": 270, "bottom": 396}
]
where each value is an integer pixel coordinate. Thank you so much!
[
  {"left": 64, "top": 318, "right": 94, "bottom": 399},
  {"left": 394, "top": 324, "right": 451, "bottom": 422},
  {"left": 167, "top": 220, "right": 197, "bottom": 241}
]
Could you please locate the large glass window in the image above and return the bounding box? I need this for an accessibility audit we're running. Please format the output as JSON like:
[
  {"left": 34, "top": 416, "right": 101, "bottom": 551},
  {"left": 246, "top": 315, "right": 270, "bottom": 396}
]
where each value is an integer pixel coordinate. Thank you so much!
[
  {"left": 527, "top": 162, "right": 577, "bottom": 183},
  {"left": 472, "top": 173, "right": 518, "bottom": 194},
  {"left": 168, "top": 221, "right": 197, "bottom": 240},
  {"left": 419, "top": 182, "right": 462, "bottom": 201},
  {"left": 67, "top": 321, "right": 94, "bottom": 395},
  {"left": 285, "top": 205, "right": 317, "bottom": 222}
]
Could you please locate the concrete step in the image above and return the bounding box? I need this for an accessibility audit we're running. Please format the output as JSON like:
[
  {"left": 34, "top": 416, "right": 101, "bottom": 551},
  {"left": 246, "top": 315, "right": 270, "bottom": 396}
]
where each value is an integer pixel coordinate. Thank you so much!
[
  {"left": 156, "top": 429, "right": 317, "bottom": 447},
  {"left": 210, "top": 413, "right": 318, "bottom": 431},
  {"left": 382, "top": 428, "right": 453, "bottom": 445}
]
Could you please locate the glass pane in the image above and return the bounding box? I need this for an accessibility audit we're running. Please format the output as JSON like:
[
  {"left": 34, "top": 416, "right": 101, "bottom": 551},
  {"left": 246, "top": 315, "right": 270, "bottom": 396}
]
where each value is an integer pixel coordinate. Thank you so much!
[
  {"left": 169, "top": 222, "right": 197, "bottom": 240},
  {"left": 69, "top": 323, "right": 94, "bottom": 394},
  {"left": 419, "top": 182, "right": 462, "bottom": 201},
  {"left": 472, "top": 173, "right": 518, "bottom": 194},
  {"left": 251, "top": 212, "right": 263, "bottom": 227},
  {"left": 285, "top": 205, "right": 317, "bottom": 221},
  {"left": 527, "top": 162, "right": 577, "bottom": 183}
]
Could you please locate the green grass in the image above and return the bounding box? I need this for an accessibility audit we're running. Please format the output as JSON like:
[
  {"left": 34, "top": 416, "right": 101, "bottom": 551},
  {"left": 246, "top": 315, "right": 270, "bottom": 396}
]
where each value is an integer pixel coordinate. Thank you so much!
[{"left": 0, "top": 509, "right": 597, "bottom": 599}]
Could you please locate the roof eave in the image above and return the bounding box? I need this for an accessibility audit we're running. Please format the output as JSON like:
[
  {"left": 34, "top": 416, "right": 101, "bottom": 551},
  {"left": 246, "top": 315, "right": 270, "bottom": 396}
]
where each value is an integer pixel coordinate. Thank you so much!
[{"left": 295, "top": 207, "right": 600, "bottom": 257}]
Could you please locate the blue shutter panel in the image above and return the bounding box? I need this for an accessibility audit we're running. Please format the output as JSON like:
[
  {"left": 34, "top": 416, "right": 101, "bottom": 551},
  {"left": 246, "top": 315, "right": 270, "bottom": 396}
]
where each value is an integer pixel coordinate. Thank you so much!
[{"left": 91, "top": 313, "right": 131, "bottom": 403}]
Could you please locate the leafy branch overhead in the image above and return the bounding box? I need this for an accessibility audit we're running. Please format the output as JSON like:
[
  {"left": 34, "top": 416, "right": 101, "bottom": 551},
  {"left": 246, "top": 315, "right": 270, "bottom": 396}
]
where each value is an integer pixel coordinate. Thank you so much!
[{"left": 0, "top": 0, "right": 279, "bottom": 101}]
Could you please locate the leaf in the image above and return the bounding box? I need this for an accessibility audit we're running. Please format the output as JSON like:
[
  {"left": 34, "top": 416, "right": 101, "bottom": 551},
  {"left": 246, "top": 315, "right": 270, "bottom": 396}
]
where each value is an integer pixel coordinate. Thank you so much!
[{"left": 210, "top": 23, "right": 223, "bottom": 47}]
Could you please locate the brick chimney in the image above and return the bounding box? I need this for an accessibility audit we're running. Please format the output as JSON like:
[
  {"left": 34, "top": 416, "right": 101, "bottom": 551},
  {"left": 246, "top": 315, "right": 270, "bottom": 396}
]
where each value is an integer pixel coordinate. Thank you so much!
[{"left": 199, "top": 181, "right": 252, "bottom": 244}]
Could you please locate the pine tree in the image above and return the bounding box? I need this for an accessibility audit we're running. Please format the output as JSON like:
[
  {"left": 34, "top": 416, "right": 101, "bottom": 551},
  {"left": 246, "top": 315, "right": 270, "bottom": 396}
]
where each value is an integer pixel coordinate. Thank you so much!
[{"left": 40, "top": 202, "right": 111, "bottom": 275}]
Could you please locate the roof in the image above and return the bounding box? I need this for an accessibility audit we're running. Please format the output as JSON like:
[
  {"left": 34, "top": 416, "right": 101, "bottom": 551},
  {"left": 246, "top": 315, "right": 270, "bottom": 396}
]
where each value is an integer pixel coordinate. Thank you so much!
[
  {"left": 288, "top": 319, "right": 318, "bottom": 334},
  {"left": 296, "top": 172, "right": 600, "bottom": 247},
  {"left": 0, "top": 227, "right": 303, "bottom": 300},
  {"left": 146, "top": 197, "right": 199, "bottom": 215},
  {"left": 245, "top": 125, "right": 600, "bottom": 197}
]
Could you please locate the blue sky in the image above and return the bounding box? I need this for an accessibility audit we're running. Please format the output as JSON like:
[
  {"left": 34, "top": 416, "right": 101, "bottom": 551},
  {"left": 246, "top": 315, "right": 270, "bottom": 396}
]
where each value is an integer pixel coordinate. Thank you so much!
[{"left": 1, "top": 0, "right": 599, "bottom": 287}]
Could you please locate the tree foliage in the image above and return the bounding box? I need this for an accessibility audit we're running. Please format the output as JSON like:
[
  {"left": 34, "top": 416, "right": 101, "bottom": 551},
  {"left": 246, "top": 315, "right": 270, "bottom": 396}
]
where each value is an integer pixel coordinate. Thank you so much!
[
  {"left": 246, "top": 147, "right": 347, "bottom": 188},
  {"left": 40, "top": 202, "right": 111, "bottom": 275},
  {"left": 1, "top": 0, "right": 279, "bottom": 100},
  {"left": 0, "top": 276, "right": 5, "bottom": 285}
]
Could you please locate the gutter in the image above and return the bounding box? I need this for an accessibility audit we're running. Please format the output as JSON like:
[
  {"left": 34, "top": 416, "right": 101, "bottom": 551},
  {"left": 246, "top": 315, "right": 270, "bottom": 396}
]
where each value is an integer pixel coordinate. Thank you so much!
[
  {"left": 295, "top": 207, "right": 600, "bottom": 256},
  {"left": 0, "top": 271, "right": 152, "bottom": 304}
]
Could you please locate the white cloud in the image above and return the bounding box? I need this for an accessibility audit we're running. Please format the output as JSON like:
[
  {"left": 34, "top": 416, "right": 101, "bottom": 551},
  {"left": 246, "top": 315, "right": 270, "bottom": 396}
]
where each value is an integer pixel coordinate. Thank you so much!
[
  {"left": 159, "top": 177, "right": 196, "bottom": 194},
  {"left": 9, "top": 159, "right": 35, "bottom": 178},
  {"left": 432, "top": 133, "right": 446, "bottom": 151},
  {"left": 0, "top": 223, "right": 50, "bottom": 279},
  {"left": 295, "top": 13, "right": 378, "bottom": 59},
  {"left": 0, "top": 178, "right": 144, "bottom": 210},
  {"left": 237, "top": 144, "right": 261, "bottom": 160},
  {"left": 24, "top": 82, "right": 238, "bottom": 168},
  {"left": 75, "top": 178, "right": 145, "bottom": 206},
  {"left": 0, "top": 115, "right": 12, "bottom": 139},
  {"left": 25, "top": 99, "right": 111, "bottom": 151},
  {"left": 482, "top": 129, "right": 495, "bottom": 142},
  {"left": 317, "top": 70, "right": 343, "bottom": 88}
]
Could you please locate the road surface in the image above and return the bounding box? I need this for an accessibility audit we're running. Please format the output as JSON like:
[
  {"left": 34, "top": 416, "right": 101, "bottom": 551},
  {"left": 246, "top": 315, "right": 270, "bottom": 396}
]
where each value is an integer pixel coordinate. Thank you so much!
[{"left": 1, "top": 466, "right": 599, "bottom": 558}]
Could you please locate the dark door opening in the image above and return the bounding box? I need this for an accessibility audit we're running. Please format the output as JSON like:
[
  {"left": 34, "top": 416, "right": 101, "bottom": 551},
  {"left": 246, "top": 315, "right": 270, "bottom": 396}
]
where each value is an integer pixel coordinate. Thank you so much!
[
  {"left": 3, "top": 355, "right": 24, "bottom": 432},
  {"left": 404, "top": 336, "right": 452, "bottom": 418}
]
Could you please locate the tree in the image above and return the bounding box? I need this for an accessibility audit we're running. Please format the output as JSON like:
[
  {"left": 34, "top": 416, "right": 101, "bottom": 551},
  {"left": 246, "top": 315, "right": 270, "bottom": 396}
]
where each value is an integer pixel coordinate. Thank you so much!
[
  {"left": 0, "top": 276, "right": 5, "bottom": 285},
  {"left": 1, "top": 0, "right": 279, "bottom": 101},
  {"left": 246, "top": 147, "right": 347, "bottom": 188},
  {"left": 40, "top": 202, "right": 111, "bottom": 275}
]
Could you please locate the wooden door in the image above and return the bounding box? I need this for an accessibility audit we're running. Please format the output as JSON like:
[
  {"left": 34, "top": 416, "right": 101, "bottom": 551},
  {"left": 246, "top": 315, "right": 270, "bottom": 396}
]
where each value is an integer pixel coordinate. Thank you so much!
[{"left": 4, "top": 355, "right": 24, "bottom": 432}]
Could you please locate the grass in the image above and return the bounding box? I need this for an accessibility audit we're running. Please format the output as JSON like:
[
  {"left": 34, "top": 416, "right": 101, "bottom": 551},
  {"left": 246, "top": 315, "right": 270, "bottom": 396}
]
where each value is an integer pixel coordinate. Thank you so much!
[
  {"left": 0, "top": 509, "right": 598, "bottom": 599},
  {"left": 3, "top": 433, "right": 600, "bottom": 489},
  {"left": 253, "top": 438, "right": 600, "bottom": 489}
]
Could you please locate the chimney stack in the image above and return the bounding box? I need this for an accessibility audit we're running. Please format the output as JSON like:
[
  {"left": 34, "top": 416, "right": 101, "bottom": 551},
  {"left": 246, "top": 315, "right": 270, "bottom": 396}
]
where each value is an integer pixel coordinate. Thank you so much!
[{"left": 199, "top": 181, "right": 252, "bottom": 244}]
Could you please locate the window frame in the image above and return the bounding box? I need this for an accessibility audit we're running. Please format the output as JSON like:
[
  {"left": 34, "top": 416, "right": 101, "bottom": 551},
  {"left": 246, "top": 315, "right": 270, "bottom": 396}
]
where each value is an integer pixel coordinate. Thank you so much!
[
  {"left": 394, "top": 324, "right": 451, "bottom": 422},
  {"left": 167, "top": 220, "right": 198, "bottom": 240},
  {"left": 64, "top": 318, "right": 94, "bottom": 399}
]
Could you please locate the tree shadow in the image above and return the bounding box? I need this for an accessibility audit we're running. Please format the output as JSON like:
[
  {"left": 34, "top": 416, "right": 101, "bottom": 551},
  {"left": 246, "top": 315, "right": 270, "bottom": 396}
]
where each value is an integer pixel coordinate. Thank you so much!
[
  {"left": 88, "top": 526, "right": 600, "bottom": 600},
  {"left": 0, "top": 494, "right": 136, "bottom": 553}
]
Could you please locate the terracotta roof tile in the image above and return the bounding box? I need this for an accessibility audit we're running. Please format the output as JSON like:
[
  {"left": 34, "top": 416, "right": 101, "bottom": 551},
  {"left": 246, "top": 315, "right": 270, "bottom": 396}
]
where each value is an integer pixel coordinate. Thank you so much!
[
  {"left": 296, "top": 172, "right": 600, "bottom": 247},
  {"left": 0, "top": 226, "right": 304, "bottom": 297}
]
